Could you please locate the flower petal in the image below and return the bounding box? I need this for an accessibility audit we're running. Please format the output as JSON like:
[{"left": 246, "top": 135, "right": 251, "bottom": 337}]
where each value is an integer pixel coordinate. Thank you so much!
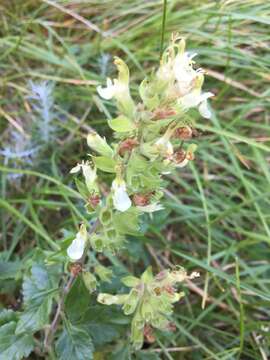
[
  {"left": 97, "top": 78, "right": 115, "bottom": 100},
  {"left": 176, "top": 158, "right": 189, "bottom": 168},
  {"left": 67, "top": 233, "right": 86, "bottom": 261},
  {"left": 113, "top": 187, "right": 132, "bottom": 212},
  {"left": 199, "top": 100, "right": 211, "bottom": 118},
  {"left": 70, "top": 164, "right": 81, "bottom": 173},
  {"left": 136, "top": 203, "right": 164, "bottom": 213}
]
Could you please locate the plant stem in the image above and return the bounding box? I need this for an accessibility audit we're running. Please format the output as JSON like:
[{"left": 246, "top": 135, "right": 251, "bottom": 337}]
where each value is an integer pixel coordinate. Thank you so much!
[
  {"left": 44, "top": 219, "right": 100, "bottom": 351},
  {"left": 160, "top": 0, "right": 168, "bottom": 60}
]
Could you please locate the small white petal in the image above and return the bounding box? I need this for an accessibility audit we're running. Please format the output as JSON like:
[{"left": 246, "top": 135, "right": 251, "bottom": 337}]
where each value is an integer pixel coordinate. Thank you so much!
[
  {"left": 155, "top": 138, "right": 174, "bottom": 157},
  {"left": 81, "top": 163, "right": 97, "bottom": 185},
  {"left": 70, "top": 164, "right": 81, "bottom": 173},
  {"left": 67, "top": 233, "right": 86, "bottom": 261},
  {"left": 199, "top": 100, "right": 211, "bottom": 118},
  {"left": 137, "top": 203, "right": 164, "bottom": 213},
  {"left": 97, "top": 78, "right": 115, "bottom": 100},
  {"left": 176, "top": 158, "right": 189, "bottom": 168}
]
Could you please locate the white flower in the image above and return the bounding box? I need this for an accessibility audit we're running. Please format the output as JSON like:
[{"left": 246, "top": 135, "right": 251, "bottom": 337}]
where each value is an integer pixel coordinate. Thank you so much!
[
  {"left": 173, "top": 52, "right": 199, "bottom": 95},
  {"left": 155, "top": 137, "right": 174, "bottom": 158},
  {"left": 70, "top": 160, "right": 97, "bottom": 191},
  {"left": 97, "top": 78, "right": 127, "bottom": 100},
  {"left": 179, "top": 91, "right": 214, "bottom": 118},
  {"left": 136, "top": 203, "right": 164, "bottom": 213},
  {"left": 67, "top": 225, "right": 88, "bottom": 261},
  {"left": 112, "top": 178, "right": 131, "bottom": 212}
]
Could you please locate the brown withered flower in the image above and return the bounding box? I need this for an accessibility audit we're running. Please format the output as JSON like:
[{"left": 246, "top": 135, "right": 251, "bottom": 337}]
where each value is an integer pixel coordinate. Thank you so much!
[
  {"left": 173, "top": 149, "right": 186, "bottom": 164},
  {"left": 152, "top": 108, "right": 176, "bottom": 120},
  {"left": 166, "top": 322, "right": 177, "bottom": 332},
  {"left": 118, "top": 138, "right": 138, "bottom": 156},
  {"left": 88, "top": 194, "right": 100, "bottom": 208},
  {"left": 69, "top": 262, "right": 83, "bottom": 276},
  {"left": 143, "top": 324, "right": 156, "bottom": 344},
  {"left": 174, "top": 126, "right": 193, "bottom": 140},
  {"left": 133, "top": 193, "right": 151, "bottom": 206}
]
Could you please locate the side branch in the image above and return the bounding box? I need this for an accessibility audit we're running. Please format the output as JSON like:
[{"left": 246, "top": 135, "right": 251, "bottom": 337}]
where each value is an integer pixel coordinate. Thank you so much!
[{"left": 44, "top": 219, "right": 100, "bottom": 350}]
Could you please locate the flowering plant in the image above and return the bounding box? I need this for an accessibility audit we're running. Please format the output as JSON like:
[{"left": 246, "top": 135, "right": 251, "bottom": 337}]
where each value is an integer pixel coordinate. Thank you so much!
[
  {"left": 0, "top": 35, "right": 214, "bottom": 359},
  {"left": 66, "top": 34, "right": 213, "bottom": 348}
]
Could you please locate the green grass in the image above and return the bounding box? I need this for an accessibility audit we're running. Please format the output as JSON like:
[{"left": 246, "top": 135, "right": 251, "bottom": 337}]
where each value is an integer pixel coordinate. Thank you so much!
[{"left": 0, "top": 0, "right": 270, "bottom": 359}]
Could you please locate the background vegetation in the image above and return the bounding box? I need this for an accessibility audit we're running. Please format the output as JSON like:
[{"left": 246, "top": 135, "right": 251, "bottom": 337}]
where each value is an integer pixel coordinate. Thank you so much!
[{"left": 0, "top": 0, "right": 269, "bottom": 359}]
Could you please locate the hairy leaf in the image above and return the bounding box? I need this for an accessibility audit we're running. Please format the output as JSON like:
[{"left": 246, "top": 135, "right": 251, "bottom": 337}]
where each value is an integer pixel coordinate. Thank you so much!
[
  {"left": 0, "top": 312, "right": 34, "bottom": 360},
  {"left": 16, "top": 264, "right": 57, "bottom": 333},
  {"left": 55, "top": 324, "right": 94, "bottom": 360}
]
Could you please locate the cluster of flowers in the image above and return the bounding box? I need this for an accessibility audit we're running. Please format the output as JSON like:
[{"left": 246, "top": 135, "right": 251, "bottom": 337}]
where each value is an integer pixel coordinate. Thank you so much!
[
  {"left": 98, "top": 267, "right": 199, "bottom": 349},
  {"left": 67, "top": 35, "right": 212, "bottom": 348}
]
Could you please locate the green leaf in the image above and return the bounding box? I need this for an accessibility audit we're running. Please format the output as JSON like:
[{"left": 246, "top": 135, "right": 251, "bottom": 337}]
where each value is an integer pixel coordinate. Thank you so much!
[
  {"left": 77, "top": 306, "right": 124, "bottom": 347},
  {"left": 111, "top": 343, "right": 131, "bottom": 360},
  {"left": 16, "top": 264, "right": 57, "bottom": 334},
  {"left": 0, "top": 261, "right": 22, "bottom": 280},
  {"left": 55, "top": 324, "right": 94, "bottom": 360},
  {"left": 82, "top": 271, "right": 97, "bottom": 293},
  {"left": 74, "top": 178, "right": 89, "bottom": 199},
  {"left": 0, "top": 315, "right": 34, "bottom": 360},
  {"left": 65, "top": 275, "right": 91, "bottom": 321},
  {"left": 121, "top": 275, "right": 140, "bottom": 288},
  {"left": 136, "top": 352, "right": 160, "bottom": 360},
  {"left": 92, "top": 156, "right": 116, "bottom": 173},
  {"left": 108, "top": 115, "right": 136, "bottom": 132},
  {"left": 141, "top": 266, "right": 153, "bottom": 283}
]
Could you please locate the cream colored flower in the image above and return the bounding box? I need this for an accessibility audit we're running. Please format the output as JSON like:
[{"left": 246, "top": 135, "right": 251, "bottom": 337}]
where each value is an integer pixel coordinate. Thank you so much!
[
  {"left": 97, "top": 77, "right": 127, "bottom": 100},
  {"left": 179, "top": 90, "right": 214, "bottom": 118},
  {"left": 112, "top": 178, "right": 132, "bottom": 212},
  {"left": 67, "top": 224, "right": 88, "bottom": 261},
  {"left": 70, "top": 160, "right": 97, "bottom": 191},
  {"left": 154, "top": 137, "right": 174, "bottom": 158}
]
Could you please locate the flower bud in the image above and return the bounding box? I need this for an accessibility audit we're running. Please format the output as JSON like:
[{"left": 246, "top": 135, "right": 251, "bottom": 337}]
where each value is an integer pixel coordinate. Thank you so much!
[
  {"left": 90, "top": 234, "right": 104, "bottom": 252},
  {"left": 82, "top": 271, "right": 97, "bottom": 293},
  {"left": 87, "top": 133, "right": 113, "bottom": 157},
  {"left": 123, "top": 288, "right": 140, "bottom": 315},
  {"left": 121, "top": 275, "right": 140, "bottom": 288},
  {"left": 131, "top": 318, "right": 144, "bottom": 350},
  {"left": 99, "top": 208, "right": 113, "bottom": 226},
  {"left": 151, "top": 313, "right": 169, "bottom": 329},
  {"left": 95, "top": 264, "right": 112, "bottom": 283},
  {"left": 141, "top": 299, "right": 154, "bottom": 322},
  {"left": 98, "top": 293, "right": 128, "bottom": 305}
]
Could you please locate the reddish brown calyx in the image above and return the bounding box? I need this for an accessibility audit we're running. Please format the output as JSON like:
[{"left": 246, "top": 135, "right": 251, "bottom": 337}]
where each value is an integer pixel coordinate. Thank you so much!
[
  {"left": 173, "top": 126, "right": 193, "bottom": 140},
  {"left": 152, "top": 108, "right": 176, "bottom": 120},
  {"left": 69, "top": 263, "right": 83, "bottom": 276},
  {"left": 118, "top": 138, "right": 138, "bottom": 156},
  {"left": 143, "top": 324, "right": 156, "bottom": 343},
  {"left": 166, "top": 322, "right": 177, "bottom": 332},
  {"left": 173, "top": 149, "right": 186, "bottom": 164},
  {"left": 132, "top": 193, "right": 151, "bottom": 206},
  {"left": 162, "top": 284, "right": 175, "bottom": 295},
  {"left": 88, "top": 194, "right": 100, "bottom": 208}
]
